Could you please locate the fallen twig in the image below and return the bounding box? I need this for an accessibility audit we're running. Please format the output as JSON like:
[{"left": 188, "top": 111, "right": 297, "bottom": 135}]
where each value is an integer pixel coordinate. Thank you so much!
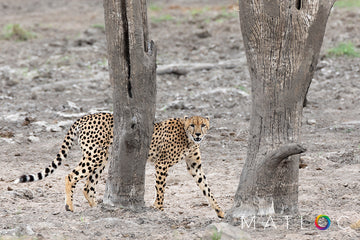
[{"left": 156, "top": 58, "right": 246, "bottom": 75}]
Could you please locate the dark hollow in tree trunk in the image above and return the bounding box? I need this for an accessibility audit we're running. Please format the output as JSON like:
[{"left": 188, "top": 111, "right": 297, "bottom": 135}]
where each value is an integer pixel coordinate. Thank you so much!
[
  {"left": 102, "top": 0, "right": 156, "bottom": 209},
  {"left": 227, "top": 1, "right": 335, "bottom": 222}
]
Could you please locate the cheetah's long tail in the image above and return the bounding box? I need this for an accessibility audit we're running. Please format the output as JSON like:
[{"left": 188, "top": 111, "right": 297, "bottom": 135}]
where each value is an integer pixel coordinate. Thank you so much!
[{"left": 14, "top": 119, "right": 81, "bottom": 184}]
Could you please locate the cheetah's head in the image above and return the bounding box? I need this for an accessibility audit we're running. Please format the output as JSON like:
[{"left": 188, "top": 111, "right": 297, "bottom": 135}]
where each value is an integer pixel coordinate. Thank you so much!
[{"left": 183, "top": 116, "right": 210, "bottom": 144}]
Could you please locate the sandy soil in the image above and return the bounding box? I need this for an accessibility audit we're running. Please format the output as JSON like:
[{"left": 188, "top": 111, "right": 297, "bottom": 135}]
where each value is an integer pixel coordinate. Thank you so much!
[{"left": 1, "top": 0, "right": 360, "bottom": 239}]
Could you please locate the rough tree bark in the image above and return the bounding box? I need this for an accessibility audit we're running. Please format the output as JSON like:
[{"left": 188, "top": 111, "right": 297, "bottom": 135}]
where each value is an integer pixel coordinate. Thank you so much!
[
  {"left": 227, "top": 0, "right": 335, "bottom": 220},
  {"left": 103, "top": 0, "right": 156, "bottom": 209}
]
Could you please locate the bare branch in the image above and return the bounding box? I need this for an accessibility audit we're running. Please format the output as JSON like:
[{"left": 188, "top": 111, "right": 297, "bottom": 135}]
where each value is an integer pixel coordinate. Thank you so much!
[
  {"left": 156, "top": 58, "right": 246, "bottom": 75},
  {"left": 258, "top": 143, "right": 306, "bottom": 173},
  {"left": 267, "top": 143, "right": 306, "bottom": 165}
]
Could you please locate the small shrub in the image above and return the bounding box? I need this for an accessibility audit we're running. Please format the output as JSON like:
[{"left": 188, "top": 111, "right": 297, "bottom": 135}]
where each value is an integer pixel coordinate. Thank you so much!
[
  {"left": 237, "top": 85, "right": 248, "bottom": 93},
  {"left": 189, "top": 7, "right": 210, "bottom": 17},
  {"left": 214, "top": 7, "right": 238, "bottom": 23},
  {"left": 334, "top": 0, "right": 360, "bottom": 8},
  {"left": 2, "top": 24, "right": 36, "bottom": 41},
  {"left": 151, "top": 14, "right": 174, "bottom": 23},
  {"left": 149, "top": 3, "right": 162, "bottom": 12},
  {"left": 327, "top": 42, "right": 360, "bottom": 57},
  {"left": 91, "top": 24, "right": 105, "bottom": 30},
  {"left": 212, "top": 230, "right": 222, "bottom": 240}
]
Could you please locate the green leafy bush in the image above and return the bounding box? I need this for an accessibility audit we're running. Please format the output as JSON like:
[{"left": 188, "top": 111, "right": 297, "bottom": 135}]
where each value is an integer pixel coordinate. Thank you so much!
[
  {"left": 2, "top": 24, "right": 36, "bottom": 41},
  {"left": 327, "top": 42, "right": 360, "bottom": 57}
]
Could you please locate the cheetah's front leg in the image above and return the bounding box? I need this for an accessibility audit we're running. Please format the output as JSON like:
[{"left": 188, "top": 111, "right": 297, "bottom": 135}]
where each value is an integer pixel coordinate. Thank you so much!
[{"left": 185, "top": 149, "right": 224, "bottom": 218}]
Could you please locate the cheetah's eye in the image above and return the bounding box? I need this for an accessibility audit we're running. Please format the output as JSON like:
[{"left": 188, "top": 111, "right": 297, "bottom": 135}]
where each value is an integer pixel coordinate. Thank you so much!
[
  {"left": 190, "top": 124, "right": 195, "bottom": 128},
  {"left": 201, "top": 124, "right": 206, "bottom": 128}
]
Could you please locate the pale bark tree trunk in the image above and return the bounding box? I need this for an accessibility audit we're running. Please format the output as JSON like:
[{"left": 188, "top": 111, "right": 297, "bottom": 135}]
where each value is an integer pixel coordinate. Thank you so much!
[
  {"left": 227, "top": 0, "right": 335, "bottom": 221},
  {"left": 103, "top": 0, "right": 156, "bottom": 209}
]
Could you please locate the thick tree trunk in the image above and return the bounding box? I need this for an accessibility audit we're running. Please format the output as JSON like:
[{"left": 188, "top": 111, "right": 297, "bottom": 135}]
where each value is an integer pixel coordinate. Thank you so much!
[
  {"left": 227, "top": 1, "right": 335, "bottom": 221},
  {"left": 103, "top": 0, "right": 156, "bottom": 209}
]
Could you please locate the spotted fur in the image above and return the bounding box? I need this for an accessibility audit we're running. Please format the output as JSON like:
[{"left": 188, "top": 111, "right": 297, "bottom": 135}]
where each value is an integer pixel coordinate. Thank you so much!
[{"left": 14, "top": 113, "right": 224, "bottom": 218}]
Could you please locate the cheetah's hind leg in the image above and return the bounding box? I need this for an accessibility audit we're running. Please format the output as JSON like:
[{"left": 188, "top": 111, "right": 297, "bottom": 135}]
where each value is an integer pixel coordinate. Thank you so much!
[
  {"left": 65, "top": 156, "right": 89, "bottom": 211},
  {"left": 82, "top": 158, "right": 107, "bottom": 208}
]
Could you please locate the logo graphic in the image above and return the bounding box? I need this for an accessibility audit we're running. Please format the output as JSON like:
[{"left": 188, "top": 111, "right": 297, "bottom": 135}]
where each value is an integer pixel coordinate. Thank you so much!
[{"left": 315, "top": 215, "right": 331, "bottom": 230}]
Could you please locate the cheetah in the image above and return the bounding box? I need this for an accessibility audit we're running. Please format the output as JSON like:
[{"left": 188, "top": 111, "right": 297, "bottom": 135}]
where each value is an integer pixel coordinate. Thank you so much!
[{"left": 14, "top": 112, "right": 224, "bottom": 218}]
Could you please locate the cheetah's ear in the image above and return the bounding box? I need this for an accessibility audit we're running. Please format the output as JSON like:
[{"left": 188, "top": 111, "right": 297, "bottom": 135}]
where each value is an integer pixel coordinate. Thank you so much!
[
  {"left": 184, "top": 116, "right": 189, "bottom": 120},
  {"left": 206, "top": 116, "right": 210, "bottom": 121}
]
